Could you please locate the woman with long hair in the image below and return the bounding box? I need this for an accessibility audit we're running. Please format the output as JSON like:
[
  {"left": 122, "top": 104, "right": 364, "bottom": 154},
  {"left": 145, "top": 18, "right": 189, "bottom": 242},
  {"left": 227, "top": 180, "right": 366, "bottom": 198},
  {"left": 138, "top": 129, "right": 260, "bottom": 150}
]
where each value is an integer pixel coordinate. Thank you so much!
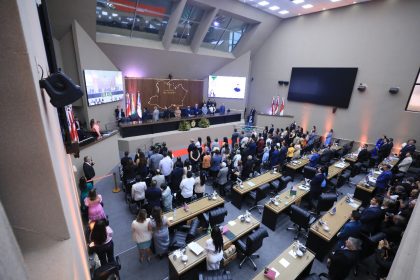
[
  {"left": 84, "top": 189, "right": 106, "bottom": 221},
  {"left": 206, "top": 226, "right": 224, "bottom": 270},
  {"left": 136, "top": 151, "right": 148, "bottom": 179},
  {"left": 90, "top": 219, "right": 114, "bottom": 265},
  {"left": 90, "top": 118, "right": 102, "bottom": 139},
  {"left": 79, "top": 176, "right": 93, "bottom": 220},
  {"left": 194, "top": 171, "right": 206, "bottom": 198},
  {"left": 149, "top": 207, "right": 169, "bottom": 258},
  {"left": 132, "top": 209, "right": 152, "bottom": 262}
]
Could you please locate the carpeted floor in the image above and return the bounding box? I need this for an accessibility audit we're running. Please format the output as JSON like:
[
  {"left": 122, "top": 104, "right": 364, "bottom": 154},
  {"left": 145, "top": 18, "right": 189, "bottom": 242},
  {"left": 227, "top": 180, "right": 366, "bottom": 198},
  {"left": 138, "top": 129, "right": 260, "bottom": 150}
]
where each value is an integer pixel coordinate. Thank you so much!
[{"left": 93, "top": 162, "right": 377, "bottom": 280}]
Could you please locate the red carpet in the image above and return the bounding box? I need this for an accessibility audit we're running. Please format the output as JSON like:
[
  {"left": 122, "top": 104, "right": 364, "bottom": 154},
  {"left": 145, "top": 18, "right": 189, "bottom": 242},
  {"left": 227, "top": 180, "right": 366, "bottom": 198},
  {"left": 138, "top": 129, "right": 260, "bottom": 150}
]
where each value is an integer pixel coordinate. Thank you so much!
[{"left": 172, "top": 139, "right": 232, "bottom": 158}]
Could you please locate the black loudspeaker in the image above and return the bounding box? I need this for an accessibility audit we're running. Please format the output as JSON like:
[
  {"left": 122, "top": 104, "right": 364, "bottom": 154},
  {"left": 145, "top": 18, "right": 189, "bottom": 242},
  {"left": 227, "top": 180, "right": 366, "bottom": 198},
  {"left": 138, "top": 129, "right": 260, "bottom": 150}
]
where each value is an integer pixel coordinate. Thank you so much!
[
  {"left": 357, "top": 83, "right": 367, "bottom": 92},
  {"left": 39, "top": 72, "right": 83, "bottom": 107},
  {"left": 389, "top": 87, "right": 399, "bottom": 95},
  {"left": 278, "top": 81, "right": 289, "bottom": 86},
  {"left": 332, "top": 107, "right": 337, "bottom": 114}
]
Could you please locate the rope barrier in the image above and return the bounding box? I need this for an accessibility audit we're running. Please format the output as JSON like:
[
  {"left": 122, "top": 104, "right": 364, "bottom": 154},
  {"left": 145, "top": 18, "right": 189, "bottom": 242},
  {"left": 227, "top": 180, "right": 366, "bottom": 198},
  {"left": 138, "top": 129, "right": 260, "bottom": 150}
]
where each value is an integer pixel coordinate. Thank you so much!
[{"left": 86, "top": 172, "right": 121, "bottom": 193}]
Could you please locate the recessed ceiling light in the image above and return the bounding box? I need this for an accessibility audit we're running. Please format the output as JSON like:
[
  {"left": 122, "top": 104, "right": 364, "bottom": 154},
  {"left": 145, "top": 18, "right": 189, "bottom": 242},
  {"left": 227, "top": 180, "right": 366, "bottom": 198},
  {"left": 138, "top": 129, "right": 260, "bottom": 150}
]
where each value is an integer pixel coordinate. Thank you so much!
[
  {"left": 269, "top": 5, "right": 280, "bottom": 11},
  {"left": 302, "top": 4, "right": 313, "bottom": 9},
  {"left": 279, "top": 10, "right": 289, "bottom": 15},
  {"left": 258, "top": 1, "right": 270, "bottom": 6},
  {"left": 292, "top": 0, "right": 305, "bottom": 4},
  {"left": 213, "top": 21, "right": 220, "bottom": 27},
  {"left": 330, "top": 0, "right": 342, "bottom": 2}
]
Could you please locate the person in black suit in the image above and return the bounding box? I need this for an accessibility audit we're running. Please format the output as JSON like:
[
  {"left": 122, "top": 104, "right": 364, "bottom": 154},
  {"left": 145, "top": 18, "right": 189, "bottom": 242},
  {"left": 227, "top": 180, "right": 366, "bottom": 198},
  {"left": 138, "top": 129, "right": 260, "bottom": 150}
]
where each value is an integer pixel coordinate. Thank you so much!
[
  {"left": 320, "top": 146, "right": 333, "bottom": 165},
  {"left": 360, "top": 196, "right": 384, "bottom": 234},
  {"left": 145, "top": 180, "right": 162, "bottom": 214},
  {"left": 83, "top": 156, "right": 96, "bottom": 182},
  {"left": 309, "top": 166, "right": 326, "bottom": 210},
  {"left": 381, "top": 214, "right": 406, "bottom": 244},
  {"left": 399, "top": 139, "right": 416, "bottom": 159},
  {"left": 114, "top": 105, "right": 125, "bottom": 120},
  {"left": 378, "top": 138, "right": 393, "bottom": 163},
  {"left": 327, "top": 237, "right": 361, "bottom": 280},
  {"left": 120, "top": 151, "right": 131, "bottom": 168},
  {"left": 357, "top": 144, "right": 370, "bottom": 163}
]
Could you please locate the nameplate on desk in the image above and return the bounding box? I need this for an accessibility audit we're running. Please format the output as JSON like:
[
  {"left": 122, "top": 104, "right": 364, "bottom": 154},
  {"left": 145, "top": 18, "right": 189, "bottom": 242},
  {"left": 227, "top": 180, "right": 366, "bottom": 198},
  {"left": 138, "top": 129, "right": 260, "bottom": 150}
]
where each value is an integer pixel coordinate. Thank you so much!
[{"left": 247, "top": 181, "right": 256, "bottom": 187}]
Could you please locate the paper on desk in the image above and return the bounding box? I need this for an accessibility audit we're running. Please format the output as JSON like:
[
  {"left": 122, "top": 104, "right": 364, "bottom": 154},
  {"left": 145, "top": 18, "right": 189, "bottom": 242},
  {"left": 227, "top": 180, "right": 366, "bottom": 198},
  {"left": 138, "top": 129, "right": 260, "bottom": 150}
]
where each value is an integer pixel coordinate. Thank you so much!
[
  {"left": 288, "top": 250, "right": 297, "bottom": 259},
  {"left": 228, "top": 220, "right": 236, "bottom": 226},
  {"left": 167, "top": 217, "right": 174, "bottom": 222},
  {"left": 349, "top": 202, "right": 359, "bottom": 209},
  {"left": 279, "top": 258, "right": 290, "bottom": 268},
  {"left": 247, "top": 181, "right": 256, "bottom": 187}
]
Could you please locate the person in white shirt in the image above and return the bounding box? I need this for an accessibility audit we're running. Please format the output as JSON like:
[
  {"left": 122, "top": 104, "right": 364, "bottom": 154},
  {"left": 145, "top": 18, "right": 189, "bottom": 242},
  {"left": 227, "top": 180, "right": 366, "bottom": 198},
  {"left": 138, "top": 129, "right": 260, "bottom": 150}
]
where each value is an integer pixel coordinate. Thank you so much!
[
  {"left": 159, "top": 152, "right": 174, "bottom": 180},
  {"left": 398, "top": 153, "right": 413, "bottom": 173},
  {"left": 179, "top": 171, "right": 195, "bottom": 203},
  {"left": 206, "top": 226, "right": 224, "bottom": 271},
  {"left": 131, "top": 209, "right": 152, "bottom": 262},
  {"left": 131, "top": 177, "right": 147, "bottom": 208},
  {"left": 233, "top": 150, "right": 242, "bottom": 168}
]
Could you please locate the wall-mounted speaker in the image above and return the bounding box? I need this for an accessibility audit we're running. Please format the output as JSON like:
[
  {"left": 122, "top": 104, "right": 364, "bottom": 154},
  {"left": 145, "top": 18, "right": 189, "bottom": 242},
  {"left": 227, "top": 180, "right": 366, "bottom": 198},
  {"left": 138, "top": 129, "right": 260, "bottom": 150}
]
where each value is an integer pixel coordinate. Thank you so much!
[
  {"left": 39, "top": 72, "right": 83, "bottom": 108},
  {"left": 389, "top": 87, "right": 399, "bottom": 95},
  {"left": 357, "top": 83, "right": 367, "bottom": 92}
]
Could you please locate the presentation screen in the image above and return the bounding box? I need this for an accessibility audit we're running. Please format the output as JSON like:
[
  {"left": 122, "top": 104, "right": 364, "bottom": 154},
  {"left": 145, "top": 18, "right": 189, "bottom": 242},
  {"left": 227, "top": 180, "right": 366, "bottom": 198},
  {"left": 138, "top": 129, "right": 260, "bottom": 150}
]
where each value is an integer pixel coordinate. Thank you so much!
[
  {"left": 406, "top": 69, "right": 420, "bottom": 112},
  {"left": 287, "top": 67, "right": 358, "bottom": 108},
  {"left": 84, "top": 70, "right": 124, "bottom": 106},
  {"left": 208, "top": 75, "right": 246, "bottom": 99}
]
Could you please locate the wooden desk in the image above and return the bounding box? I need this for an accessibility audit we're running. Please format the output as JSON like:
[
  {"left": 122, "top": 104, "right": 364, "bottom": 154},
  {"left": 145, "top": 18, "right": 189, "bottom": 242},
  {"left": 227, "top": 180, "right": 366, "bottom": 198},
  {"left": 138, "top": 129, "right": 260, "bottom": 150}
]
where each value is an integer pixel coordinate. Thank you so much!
[
  {"left": 354, "top": 181, "right": 375, "bottom": 207},
  {"left": 331, "top": 145, "right": 342, "bottom": 152},
  {"left": 381, "top": 156, "right": 399, "bottom": 169},
  {"left": 262, "top": 181, "right": 310, "bottom": 231},
  {"left": 306, "top": 196, "right": 361, "bottom": 260},
  {"left": 232, "top": 171, "right": 281, "bottom": 209},
  {"left": 344, "top": 153, "right": 358, "bottom": 163},
  {"left": 285, "top": 158, "right": 310, "bottom": 179},
  {"left": 327, "top": 161, "right": 350, "bottom": 180},
  {"left": 164, "top": 196, "right": 224, "bottom": 228},
  {"left": 168, "top": 215, "right": 260, "bottom": 280},
  {"left": 253, "top": 243, "right": 315, "bottom": 280}
]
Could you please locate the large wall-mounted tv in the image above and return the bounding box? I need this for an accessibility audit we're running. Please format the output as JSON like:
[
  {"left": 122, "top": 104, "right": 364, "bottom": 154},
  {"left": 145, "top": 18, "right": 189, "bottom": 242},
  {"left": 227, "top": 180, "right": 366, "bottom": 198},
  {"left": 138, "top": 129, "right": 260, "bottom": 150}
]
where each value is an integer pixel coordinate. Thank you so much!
[
  {"left": 287, "top": 67, "right": 358, "bottom": 108},
  {"left": 208, "top": 75, "right": 246, "bottom": 99},
  {"left": 84, "top": 70, "right": 124, "bottom": 106}
]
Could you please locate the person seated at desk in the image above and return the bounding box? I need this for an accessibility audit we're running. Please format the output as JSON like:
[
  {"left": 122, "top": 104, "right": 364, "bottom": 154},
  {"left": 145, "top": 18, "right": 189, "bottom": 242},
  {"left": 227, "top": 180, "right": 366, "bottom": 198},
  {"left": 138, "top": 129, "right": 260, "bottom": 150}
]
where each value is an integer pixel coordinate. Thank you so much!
[
  {"left": 192, "top": 104, "right": 200, "bottom": 115},
  {"left": 162, "top": 106, "right": 171, "bottom": 119},
  {"left": 320, "top": 145, "right": 333, "bottom": 164},
  {"left": 174, "top": 106, "right": 181, "bottom": 118},
  {"left": 201, "top": 104, "right": 208, "bottom": 115},
  {"left": 337, "top": 210, "right": 362, "bottom": 246},
  {"left": 360, "top": 196, "right": 384, "bottom": 234},
  {"left": 208, "top": 104, "right": 216, "bottom": 115},
  {"left": 219, "top": 104, "right": 226, "bottom": 114},
  {"left": 206, "top": 226, "right": 224, "bottom": 271},
  {"left": 152, "top": 106, "right": 160, "bottom": 121},
  {"left": 309, "top": 166, "right": 326, "bottom": 210},
  {"left": 327, "top": 237, "right": 361, "bottom": 280},
  {"left": 90, "top": 118, "right": 102, "bottom": 139},
  {"left": 357, "top": 144, "right": 370, "bottom": 162},
  {"left": 375, "top": 164, "right": 393, "bottom": 196},
  {"left": 309, "top": 149, "right": 320, "bottom": 167}
]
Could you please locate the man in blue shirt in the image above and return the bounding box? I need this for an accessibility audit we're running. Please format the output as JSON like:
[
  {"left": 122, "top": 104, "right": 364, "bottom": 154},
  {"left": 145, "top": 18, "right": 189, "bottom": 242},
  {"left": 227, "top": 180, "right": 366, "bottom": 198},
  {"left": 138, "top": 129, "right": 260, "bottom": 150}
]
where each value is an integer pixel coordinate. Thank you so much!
[
  {"left": 219, "top": 104, "right": 226, "bottom": 114},
  {"left": 375, "top": 164, "right": 393, "bottom": 195},
  {"left": 309, "top": 150, "right": 320, "bottom": 167},
  {"left": 337, "top": 210, "right": 362, "bottom": 246},
  {"left": 360, "top": 196, "right": 383, "bottom": 234}
]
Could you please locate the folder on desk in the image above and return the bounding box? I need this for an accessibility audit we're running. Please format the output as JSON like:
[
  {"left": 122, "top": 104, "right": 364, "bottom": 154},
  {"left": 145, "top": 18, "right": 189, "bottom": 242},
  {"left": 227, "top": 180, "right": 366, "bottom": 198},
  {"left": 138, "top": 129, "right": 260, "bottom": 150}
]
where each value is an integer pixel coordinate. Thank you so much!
[{"left": 223, "top": 230, "right": 236, "bottom": 241}]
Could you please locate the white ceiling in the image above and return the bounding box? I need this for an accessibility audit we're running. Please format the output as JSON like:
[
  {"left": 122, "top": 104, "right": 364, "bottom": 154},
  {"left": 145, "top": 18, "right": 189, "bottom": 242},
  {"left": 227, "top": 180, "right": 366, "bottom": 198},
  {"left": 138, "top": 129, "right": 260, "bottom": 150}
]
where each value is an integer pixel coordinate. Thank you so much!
[{"left": 236, "top": 0, "right": 373, "bottom": 19}]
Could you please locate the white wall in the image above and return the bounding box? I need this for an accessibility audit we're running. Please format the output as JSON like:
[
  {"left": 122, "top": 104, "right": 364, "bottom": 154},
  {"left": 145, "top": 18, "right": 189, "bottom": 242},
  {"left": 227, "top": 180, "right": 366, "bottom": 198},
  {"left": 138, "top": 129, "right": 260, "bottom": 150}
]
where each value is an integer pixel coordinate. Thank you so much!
[{"left": 249, "top": 0, "right": 420, "bottom": 147}]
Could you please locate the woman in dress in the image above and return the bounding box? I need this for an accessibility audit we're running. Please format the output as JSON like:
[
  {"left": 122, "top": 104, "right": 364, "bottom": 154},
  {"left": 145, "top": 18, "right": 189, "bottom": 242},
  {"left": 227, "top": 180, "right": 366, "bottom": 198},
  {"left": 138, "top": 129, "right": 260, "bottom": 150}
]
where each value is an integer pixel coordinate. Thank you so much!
[
  {"left": 206, "top": 226, "right": 224, "bottom": 270},
  {"left": 90, "top": 219, "right": 114, "bottom": 265},
  {"left": 131, "top": 209, "right": 152, "bottom": 263},
  {"left": 149, "top": 207, "right": 169, "bottom": 258},
  {"left": 84, "top": 189, "right": 106, "bottom": 221},
  {"left": 90, "top": 118, "right": 102, "bottom": 139}
]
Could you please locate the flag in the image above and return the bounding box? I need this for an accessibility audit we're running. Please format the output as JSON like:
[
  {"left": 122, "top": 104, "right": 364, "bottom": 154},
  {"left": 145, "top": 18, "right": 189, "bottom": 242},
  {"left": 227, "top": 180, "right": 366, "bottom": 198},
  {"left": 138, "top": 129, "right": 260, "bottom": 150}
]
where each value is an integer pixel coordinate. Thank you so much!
[
  {"left": 65, "top": 105, "right": 79, "bottom": 143},
  {"left": 131, "top": 93, "right": 136, "bottom": 115},
  {"left": 271, "top": 96, "right": 276, "bottom": 115},
  {"left": 125, "top": 93, "right": 131, "bottom": 116},
  {"left": 274, "top": 96, "right": 279, "bottom": 115},
  {"left": 279, "top": 97, "right": 285, "bottom": 116},
  {"left": 136, "top": 92, "right": 142, "bottom": 118}
]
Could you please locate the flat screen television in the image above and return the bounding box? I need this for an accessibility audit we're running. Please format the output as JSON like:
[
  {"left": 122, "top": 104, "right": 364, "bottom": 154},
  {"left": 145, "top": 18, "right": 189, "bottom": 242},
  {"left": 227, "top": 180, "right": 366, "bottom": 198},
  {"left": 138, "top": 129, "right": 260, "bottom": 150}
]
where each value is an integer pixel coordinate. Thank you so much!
[
  {"left": 405, "top": 68, "right": 420, "bottom": 112},
  {"left": 287, "top": 67, "right": 358, "bottom": 108},
  {"left": 84, "top": 70, "right": 124, "bottom": 106},
  {"left": 208, "top": 75, "right": 246, "bottom": 99}
]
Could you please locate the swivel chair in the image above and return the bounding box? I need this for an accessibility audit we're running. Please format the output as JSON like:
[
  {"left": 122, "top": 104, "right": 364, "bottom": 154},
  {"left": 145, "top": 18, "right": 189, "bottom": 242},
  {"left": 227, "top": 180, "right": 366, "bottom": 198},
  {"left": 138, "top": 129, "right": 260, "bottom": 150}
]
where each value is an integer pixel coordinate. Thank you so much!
[
  {"left": 248, "top": 184, "right": 270, "bottom": 214},
  {"left": 199, "top": 270, "right": 233, "bottom": 280},
  {"left": 303, "top": 166, "right": 317, "bottom": 180},
  {"left": 287, "top": 204, "right": 312, "bottom": 240},
  {"left": 170, "top": 218, "right": 200, "bottom": 250},
  {"left": 237, "top": 228, "right": 269, "bottom": 270},
  {"left": 314, "top": 193, "right": 337, "bottom": 216},
  {"left": 92, "top": 256, "right": 121, "bottom": 280},
  {"left": 203, "top": 207, "right": 228, "bottom": 228}
]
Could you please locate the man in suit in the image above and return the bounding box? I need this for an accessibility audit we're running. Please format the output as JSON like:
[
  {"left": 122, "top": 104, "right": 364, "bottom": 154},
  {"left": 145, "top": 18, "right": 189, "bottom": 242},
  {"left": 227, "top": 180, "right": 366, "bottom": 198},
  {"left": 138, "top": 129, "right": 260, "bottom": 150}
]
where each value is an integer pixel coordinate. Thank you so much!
[
  {"left": 399, "top": 139, "right": 416, "bottom": 159},
  {"left": 357, "top": 144, "right": 370, "bottom": 163},
  {"left": 375, "top": 164, "right": 393, "bottom": 195},
  {"left": 120, "top": 151, "right": 131, "bottom": 168},
  {"left": 320, "top": 146, "right": 333, "bottom": 164},
  {"left": 360, "top": 196, "right": 384, "bottom": 234},
  {"left": 114, "top": 105, "right": 125, "bottom": 120},
  {"left": 83, "top": 156, "right": 95, "bottom": 182},
  {"left": 337, "top": 210, "right": 362, "bottom": 245},
  {"left": 278, "top": 142, "right": 288, "bottom": 167},
  {"left": 270, "top": 145, "right": 280, "bottom": 168},
  {"left": 145, "top": 180, "right": 162, "bottom": 213},
  {"left": 216, "top": 162, "right": 229, "bottom": 196},
  {"left": 378, "top": 138, "right": 393, "bottom": 163},
  {"left": 231, "top": 129, "right": 240, "bottom": 149},
  {"left": 309, "top": 167, "right": 325, "bottom": 210},
  {"left": 327, "top": 237, "right": 361, "bottom": 280}
]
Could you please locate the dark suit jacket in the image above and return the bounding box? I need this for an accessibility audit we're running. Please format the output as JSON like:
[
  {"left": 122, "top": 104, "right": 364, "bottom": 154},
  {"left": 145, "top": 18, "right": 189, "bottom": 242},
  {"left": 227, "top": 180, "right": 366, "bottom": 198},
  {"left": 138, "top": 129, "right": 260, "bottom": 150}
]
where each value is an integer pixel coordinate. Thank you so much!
[
  {"left": 357, "top": 149, "right": 370, "bottom": 163},
  {"left": 338, "top": 220, "right": 361, "bottom": 240},
  {"left": 360, "top": 206, "right": 383, "bottom": 233},
  {"left": 400, "top": 144, "right": 416, "bottom": 157},
  {"left": 329, "top": 249, "right": 358, "bottom": 280},
  {"left": 83, "top": 162, "right": 95, "bottom": 181},
  {"left": 145, "top": 187, "right": 162, "bottom": 208},
  {"left": 120, "top": 156, "right": 132, "bottom": 167},
  {"left": 310, "top": 173, "right": 324, "bottom": 197}
]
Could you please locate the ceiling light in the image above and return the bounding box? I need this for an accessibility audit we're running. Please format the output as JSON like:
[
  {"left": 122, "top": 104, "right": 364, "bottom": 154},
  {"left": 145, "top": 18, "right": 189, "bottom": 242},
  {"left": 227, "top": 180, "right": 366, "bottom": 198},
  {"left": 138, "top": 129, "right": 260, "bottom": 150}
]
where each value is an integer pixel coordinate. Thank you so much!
[
  {"left": 213, "top": 21, "right": 220, "bottom": 27},
  {"left": 258, "top": 1, "right": 270, "bottom": 6},
  {"left": 330, "top": 0, "right": 342, "bottom": 2},
  {"left": 302, "top": 4, "right": 313, "bottom": 9},
  {"left": 279, "top": 10, "right": 289, "bottom": 15},
  {"left": 292, "top": 0, "right": 305, "bottom": 4},
  {"left": 269, "top": 5, "right": 280, "bottom": 11}
]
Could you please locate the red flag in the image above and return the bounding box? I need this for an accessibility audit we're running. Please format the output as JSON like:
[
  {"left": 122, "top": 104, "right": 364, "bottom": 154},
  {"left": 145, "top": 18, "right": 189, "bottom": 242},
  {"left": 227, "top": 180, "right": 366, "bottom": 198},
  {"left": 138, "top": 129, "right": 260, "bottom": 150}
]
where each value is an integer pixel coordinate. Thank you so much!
[
  {"left": 125, "top": 93, "right": 131, "bottom": 116},
  {"left": 66, "top": 105, "right": 79, "bottom": 143},
  {"left": 271, "top": 96, "right": 275, "bottom": 115},
  {"left": 279, "top": 97, "right": 285, "bottom": 116},
  {"left": 274, "top": 96, "right": 279, "bottom": 115}
]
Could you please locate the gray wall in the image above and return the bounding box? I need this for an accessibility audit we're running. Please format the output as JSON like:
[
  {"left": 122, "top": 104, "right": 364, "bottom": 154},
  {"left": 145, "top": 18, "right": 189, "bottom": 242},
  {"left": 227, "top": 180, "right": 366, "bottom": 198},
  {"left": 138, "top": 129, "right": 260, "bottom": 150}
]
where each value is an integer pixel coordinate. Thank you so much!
[{"left": 249, "top": 0, "right": 420, "bottom": 147}]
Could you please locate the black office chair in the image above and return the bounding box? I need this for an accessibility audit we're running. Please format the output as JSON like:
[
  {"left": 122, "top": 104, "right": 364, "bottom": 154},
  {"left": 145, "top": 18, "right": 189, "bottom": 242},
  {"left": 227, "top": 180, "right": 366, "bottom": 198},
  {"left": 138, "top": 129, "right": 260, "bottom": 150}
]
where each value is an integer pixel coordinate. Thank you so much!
[
  {"left": 303, "top": 166, "right": 317, "bottom": 180},
  {"left": 199, "top": 270, "right": 233, "bottom": 280},
  {"left": 277, "top": 176, "right": 293, "bottom": 192},
  {"left": 314, "top": 193, "right": 337, "bottom": 215},
  {"left": 92, "top": 256, "right": 121, "bottom": 280},
  {"left": 248, "top": 184, "right": 270, "bottom": 214},
  {"left": 237, "top": 228, "right": 269, "bottom": 270},
  {"left": 329, "top": 170, "right": 351, "bottom": 194},
  {"left": 203, "top": 208, "right": 228, "bottom": 228},
  {"left": 287, "top": 204, "right": 312, "bottom": 240},
  {"left": 170, "top": 218, "right": 200, "bottom": 250}
]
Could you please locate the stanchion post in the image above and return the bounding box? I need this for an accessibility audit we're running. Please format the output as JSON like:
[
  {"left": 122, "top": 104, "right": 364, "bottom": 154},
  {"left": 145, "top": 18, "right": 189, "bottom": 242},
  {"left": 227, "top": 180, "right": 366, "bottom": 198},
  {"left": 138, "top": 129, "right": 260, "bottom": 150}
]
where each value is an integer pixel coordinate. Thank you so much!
[{"left": 112, "top": 172, "right": 121, "bottom": 193}]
